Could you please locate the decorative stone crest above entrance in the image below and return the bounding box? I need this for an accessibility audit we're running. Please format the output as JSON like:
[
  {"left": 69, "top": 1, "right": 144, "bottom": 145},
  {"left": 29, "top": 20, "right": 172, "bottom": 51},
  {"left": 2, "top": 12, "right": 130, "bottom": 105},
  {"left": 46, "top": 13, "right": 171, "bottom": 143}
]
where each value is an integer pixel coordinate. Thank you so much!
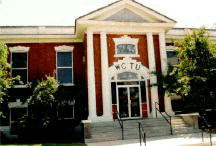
[{"left": 109, "top": 57, "right": 150, "bottom": 80}]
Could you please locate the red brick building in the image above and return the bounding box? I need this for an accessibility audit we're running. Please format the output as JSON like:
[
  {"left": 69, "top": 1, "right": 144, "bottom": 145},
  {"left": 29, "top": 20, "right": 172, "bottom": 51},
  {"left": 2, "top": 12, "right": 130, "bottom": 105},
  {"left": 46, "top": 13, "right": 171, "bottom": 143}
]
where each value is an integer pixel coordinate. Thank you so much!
[{"left": 1, "top": 0, "right": 216, "bottom": 130}]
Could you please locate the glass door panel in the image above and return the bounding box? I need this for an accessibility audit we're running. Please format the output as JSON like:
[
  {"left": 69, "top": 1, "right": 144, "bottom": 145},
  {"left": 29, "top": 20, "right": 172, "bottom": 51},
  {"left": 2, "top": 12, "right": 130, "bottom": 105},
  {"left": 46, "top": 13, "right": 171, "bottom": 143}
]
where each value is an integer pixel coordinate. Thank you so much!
[
  {"left": 130, "top": 87, "right": 140, "bottom": 117},
  {"left": 118, "top": 87, "right": 129, "bottom": 118}
]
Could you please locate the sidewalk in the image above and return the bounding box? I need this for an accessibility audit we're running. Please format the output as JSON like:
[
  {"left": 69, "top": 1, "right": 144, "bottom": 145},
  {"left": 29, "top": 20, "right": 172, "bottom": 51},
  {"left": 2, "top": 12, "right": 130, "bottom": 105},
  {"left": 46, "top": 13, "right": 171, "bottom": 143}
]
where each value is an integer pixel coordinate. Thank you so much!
[{"left": 87, "top": 133, "right": 216, "bottom": 146}]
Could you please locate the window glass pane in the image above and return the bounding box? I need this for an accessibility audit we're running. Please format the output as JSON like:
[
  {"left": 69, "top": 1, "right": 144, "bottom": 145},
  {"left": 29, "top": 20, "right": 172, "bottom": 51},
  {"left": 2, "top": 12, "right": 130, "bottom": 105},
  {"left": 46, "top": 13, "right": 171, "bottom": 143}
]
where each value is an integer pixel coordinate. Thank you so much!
[
  {"left": 12, "top": 69, "right": 27, "bottom": 84},
  {"left": 167, "top": 51, "right": 178, "bottom": 65},
  {"left": 12, "top": 53, "right": 27, "bottom": 68},
  {"left": 57, "top": 52, "right": 72, "bottom": 67},
  {"left": 126, "top": 44, "right": 136, "bottom": 54},
  {"left": 117, "top": 72, "right": 138, "bottom": 80},
  {"left": 117, "top": 81, "right": 139, "bottom": 85},
  {"left": 117, "top": 44, "right": 124, "bottom": 54},
  {"left": 130, "top": 87, "right": 140, "bottom": 117},
  {"left": 167, "top": 51, "right": 176, "bottom": 57},
  {"left": 118, "top": 87, "right": 129, "bottom": 118},
  {"left": 117, "top": 44, "right": 135, "bottom": 54},
  {"left": 58, "top": 68, "right": 72, "bottom": 83}
]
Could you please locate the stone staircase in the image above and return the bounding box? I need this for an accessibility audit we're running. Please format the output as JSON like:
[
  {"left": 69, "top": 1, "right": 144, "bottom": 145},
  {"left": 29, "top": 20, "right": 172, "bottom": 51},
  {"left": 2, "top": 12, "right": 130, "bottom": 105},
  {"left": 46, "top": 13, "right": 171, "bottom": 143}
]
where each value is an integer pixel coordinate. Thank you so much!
[
  {"left": 85, "top": 117, "right": 201, "bottom": 143},
  {"left": 172, "top": 116, "right": 201, "bottom": 134}
]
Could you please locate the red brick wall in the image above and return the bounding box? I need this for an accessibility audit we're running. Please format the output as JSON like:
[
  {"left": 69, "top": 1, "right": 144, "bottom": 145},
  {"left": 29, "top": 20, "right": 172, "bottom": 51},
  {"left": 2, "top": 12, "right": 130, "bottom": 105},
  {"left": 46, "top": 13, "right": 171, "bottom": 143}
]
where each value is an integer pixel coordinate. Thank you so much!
[
  {"left": 148, "top": 80, "right": 152, "bottom": 112},
  {"left": 6, "top": 42, "right": 85, "bottom": 88},
  {"left": 83, "top": 34, "right": 89, "bottom": 115},
  {"left": 93, "top": 34, "right": 103, "bottom": 116},
  {"left": 107, "top": 34, "right": 149, "bottom": 68},
  {"left": 142, "top": 102, "right": 148, "bottom": 117},
  {"left": 112, "top": 104, "right": 117, "bottom": 119},
  {"left": 153, "top": 35, "right": 164, "bottom": 111}
]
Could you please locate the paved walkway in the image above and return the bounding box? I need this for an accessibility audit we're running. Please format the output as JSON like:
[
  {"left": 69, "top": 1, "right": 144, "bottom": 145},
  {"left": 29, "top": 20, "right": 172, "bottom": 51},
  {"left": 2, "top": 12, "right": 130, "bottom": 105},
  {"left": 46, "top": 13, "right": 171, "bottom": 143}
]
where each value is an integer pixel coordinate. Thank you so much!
[{"left": 87, "top": 133, "right": 216, "bottom": 146}]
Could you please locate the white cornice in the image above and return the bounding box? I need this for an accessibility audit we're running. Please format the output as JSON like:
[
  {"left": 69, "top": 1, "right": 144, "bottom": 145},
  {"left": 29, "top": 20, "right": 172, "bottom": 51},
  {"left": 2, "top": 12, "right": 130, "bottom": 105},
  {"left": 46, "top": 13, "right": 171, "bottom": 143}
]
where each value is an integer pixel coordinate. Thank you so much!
[
  {"left": 79, "top": 20, "right": 175, "bottom": 27},
  {"left": 55, "top": 45, "right": 74, "bottom": 52},
  {"left": 113, "top": 35, "right": 139, "bottom": 44},
  {"left": 9, "top": 46, "right": 30, "bottom": 52},
  {"left": 0, "top": 35, "right": 75, "bottom": 39}
]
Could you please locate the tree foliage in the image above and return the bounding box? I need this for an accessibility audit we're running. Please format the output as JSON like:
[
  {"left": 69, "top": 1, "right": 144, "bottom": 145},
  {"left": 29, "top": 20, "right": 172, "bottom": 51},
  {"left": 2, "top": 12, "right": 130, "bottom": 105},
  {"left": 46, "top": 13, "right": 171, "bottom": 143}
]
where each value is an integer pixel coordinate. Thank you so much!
[
  {"left": 27, "top": 76, "right": 59, "bottom": 127},
  {"left": 29, "top": 76, "right": 58, "bottom": 105},
  {"left": 155, "top": 28, "right": 216, "bottom": 112},
  {"left": 0, "top": 42, "right": 19, "bottom": 117}
]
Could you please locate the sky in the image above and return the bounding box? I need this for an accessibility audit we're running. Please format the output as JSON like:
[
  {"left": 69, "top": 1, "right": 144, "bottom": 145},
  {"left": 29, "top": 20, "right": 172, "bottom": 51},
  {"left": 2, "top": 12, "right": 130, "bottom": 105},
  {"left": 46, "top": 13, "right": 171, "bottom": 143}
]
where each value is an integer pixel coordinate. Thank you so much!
[{"left": 0, "top": 0, "right": 215, "bottom": 28}]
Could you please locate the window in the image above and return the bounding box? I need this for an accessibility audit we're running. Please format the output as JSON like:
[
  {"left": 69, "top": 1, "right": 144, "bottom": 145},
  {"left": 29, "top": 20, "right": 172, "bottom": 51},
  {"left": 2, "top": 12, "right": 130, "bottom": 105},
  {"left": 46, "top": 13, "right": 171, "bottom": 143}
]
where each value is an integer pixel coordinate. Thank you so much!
[
  {"left": 117, "top": 44, "right": 136, "bottom": 54},
  {"left": 113, "top": 35, "right": 139, "bottom": 57},
  {"left": 166, "top": 46, "right": 178, "bottom": 65},
  {"left": 9, "top": 46, "right": 29, "bottom": 86},
  {"left": 117, "top": 72, "right": 138, "bottom": 80},
  {"left": 55, "top": 46, "right": 74, "bottom": 86},
  {"left": 57, "top": 100, "right": 75, "bottom": 119}
]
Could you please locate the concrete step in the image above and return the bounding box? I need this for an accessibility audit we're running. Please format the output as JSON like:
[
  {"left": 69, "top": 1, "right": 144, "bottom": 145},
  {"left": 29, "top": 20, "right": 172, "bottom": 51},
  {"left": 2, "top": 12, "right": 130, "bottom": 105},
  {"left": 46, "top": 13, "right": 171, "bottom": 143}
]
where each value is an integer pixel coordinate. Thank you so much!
[{"left": 85, "top": 116, "right": 201, "bottom": 143}]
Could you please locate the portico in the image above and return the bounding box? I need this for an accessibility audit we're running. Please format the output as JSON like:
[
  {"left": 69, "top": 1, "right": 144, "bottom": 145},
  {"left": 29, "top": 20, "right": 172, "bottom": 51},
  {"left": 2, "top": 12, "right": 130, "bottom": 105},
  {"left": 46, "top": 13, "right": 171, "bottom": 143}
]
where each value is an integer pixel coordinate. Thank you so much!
[{"left": 76, "top": 0, "right": 176, "bottom": 122}]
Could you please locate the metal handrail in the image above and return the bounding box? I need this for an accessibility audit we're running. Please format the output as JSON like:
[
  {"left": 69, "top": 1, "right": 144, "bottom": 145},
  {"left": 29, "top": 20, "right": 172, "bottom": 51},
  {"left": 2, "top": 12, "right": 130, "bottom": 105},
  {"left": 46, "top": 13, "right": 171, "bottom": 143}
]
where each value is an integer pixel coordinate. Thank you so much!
[
  {"left": 155, "top": 102, "right": 173, "bottom": 135},
  {"left": 199, "top": 114, "right": 213, "bottom": 146},
  {"left": 116, "top": 111, "right": 124, "bottom": 140},
  {"left": 139, "top": 122, "right": 146, "bottom": 146}
]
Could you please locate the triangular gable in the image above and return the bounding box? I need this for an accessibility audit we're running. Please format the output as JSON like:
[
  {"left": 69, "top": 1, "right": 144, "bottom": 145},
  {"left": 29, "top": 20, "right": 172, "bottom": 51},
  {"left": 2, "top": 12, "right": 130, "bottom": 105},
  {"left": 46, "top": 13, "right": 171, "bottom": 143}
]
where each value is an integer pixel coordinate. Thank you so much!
[
  {"left": 101, "top": 8, "right": 150, "bottom": 23},
  {"left": 77, "top": 0, "right": 176, "bottom": 24}
]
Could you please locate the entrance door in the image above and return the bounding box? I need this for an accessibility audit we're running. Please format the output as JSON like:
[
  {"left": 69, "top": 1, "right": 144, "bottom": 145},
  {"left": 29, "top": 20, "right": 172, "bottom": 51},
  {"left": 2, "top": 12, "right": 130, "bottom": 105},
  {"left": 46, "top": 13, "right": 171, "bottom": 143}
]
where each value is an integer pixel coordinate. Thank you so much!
[{"left": 117, "top": 86, "right": 141, "bottom": 118}]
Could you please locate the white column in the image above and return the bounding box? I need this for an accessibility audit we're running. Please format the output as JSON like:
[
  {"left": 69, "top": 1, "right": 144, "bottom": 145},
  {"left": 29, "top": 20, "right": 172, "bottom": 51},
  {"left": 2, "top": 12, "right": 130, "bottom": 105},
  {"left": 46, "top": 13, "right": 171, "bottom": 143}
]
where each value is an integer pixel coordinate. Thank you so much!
[
  {"left": 147, "top": 32, "right": 159, "bottom": 118},
  {"left": 87, "top": 32, "right": 97, "bottom": 120},
  {"left": 100, "top": 32, "right": 113, "bottom": 121},
  {"left": 159, "top": 32, "right": 175, "bottom": 115}
]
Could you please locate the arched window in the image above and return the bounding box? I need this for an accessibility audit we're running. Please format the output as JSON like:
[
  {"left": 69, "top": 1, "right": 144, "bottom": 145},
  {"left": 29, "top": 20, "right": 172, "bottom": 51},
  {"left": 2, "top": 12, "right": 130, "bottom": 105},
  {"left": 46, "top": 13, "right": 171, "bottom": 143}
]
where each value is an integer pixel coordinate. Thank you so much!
[{"left": 117, "top": 72, "right": 138, "bottom": 80}]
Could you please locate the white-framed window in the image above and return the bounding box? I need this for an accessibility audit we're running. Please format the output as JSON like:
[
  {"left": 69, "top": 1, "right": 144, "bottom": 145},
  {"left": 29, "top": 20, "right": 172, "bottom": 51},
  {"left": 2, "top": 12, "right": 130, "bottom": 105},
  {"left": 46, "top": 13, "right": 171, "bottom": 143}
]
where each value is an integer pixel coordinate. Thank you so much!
[
  {"left": 166, "top": 46, "right": 178, "bottom": 65},
  {"left": 55, "top": 45, "right": 74, "bottom": 86},
  {"left": 9, "top": 46, "right": 29, "bottom": 87},
  {"left": 113, "top": 35, "right": 139, "bottom": 57},
  {"left": 57, "top": 100, "right": 75, "bottom": 120}
]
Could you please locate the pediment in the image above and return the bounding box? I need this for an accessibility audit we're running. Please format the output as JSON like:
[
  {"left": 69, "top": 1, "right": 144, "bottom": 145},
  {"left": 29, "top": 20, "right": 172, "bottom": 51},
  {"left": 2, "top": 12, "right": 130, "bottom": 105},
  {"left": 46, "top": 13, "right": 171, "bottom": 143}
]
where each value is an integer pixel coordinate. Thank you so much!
[
  {"left": 102, "top": 8, "right": 150, "bottom": 23},
  {"left": 77, "top": 0, "right": 176, "bottom": 24}
]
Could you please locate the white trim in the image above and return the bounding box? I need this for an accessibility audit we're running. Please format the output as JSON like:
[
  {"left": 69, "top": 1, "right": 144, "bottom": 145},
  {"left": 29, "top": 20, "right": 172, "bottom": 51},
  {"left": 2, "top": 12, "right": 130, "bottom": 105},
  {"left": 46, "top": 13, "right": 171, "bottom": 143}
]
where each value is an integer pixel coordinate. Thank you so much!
[
  {"left": 114, "top": 54, "right": 140, "bottom": 57},
  {"left": 9, "top": 46, "right": 30, "bottom": 53},
  {"left": 9, "top": 47, "right": 29, "bottom": 87},
  {"left": 109, "top": 57, "right": 150, "bottom": 80},
  {"left": 166, "top": 45, "right": 178, "bottom": 51},
  {"left": 87, "top": 32, "right": 97, "bottom": 120},
  {"left": 79, "top": 20, "right": 175, "bottom": 27},
  {"left": 8, "top": 99, "right": 28, "bottom": 108},
  {"left": 57, "top": 100, "right": 75, "bottom": 120},
  {"left": 147, "top": 32, "right": 158, "bottom": 118},
  {"left": 78, "top": 0, "right": 175, "bottom": 23},
  {"left": 125, "top": 0, "right": 175, "bottom": 23},
  {"left": 100, "top": 32, "right": 113, "bottom": 121},
  {"left": 113, "top": 35, "right": 139, "bottom": 57},
  {"left": 109, "top": 57, "right": 150, "bottom": 118},
  {"left": 159, "top": 33, "right": 168, "bottom": 75},
  {"left": 55, "top": 45, "right": 74, "bottom": 86},
  {"left": 160, "top": 33, "right": 175, "bottom": 116},
  {"left": 115, "top": 82, "right": 145, "bottom": 119},
  {"left": 55, "top": 45, "right": 74, "bottom": 52}
]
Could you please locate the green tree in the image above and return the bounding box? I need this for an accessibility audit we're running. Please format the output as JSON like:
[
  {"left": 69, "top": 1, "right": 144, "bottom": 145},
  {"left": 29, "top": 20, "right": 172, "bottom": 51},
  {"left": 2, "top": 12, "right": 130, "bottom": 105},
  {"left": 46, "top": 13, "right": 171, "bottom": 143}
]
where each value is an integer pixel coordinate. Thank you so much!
[
  {"left": 155, "top": 28, "right": 216, "bottom": 112},
  {"left": 27, "top": 76, "right": 59, "bottom": 127},
  {"left": 0, "top": 41, "right": 19, "bottom": 118}
]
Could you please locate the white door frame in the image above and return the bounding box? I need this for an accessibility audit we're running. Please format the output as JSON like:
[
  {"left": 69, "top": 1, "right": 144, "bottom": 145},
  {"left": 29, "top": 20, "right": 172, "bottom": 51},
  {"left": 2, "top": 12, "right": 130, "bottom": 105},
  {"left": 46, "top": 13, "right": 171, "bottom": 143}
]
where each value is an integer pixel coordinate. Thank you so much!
[{"left": 116, "top": 84, "right": 142, "bottom": 119}]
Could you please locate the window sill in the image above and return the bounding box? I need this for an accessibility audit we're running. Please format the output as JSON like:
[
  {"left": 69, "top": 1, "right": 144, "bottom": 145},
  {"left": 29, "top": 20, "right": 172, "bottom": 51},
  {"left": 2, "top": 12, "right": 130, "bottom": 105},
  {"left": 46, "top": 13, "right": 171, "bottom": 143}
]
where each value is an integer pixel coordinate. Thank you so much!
[
  {"left": 60, "top": 83, "right": 75, "bottom": 86},
  {"left": 13, "top": 85, "right": 28, "bottom": 88},
  {"left": 114, "top": 54, "right": 140, "bottom": 58}
]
